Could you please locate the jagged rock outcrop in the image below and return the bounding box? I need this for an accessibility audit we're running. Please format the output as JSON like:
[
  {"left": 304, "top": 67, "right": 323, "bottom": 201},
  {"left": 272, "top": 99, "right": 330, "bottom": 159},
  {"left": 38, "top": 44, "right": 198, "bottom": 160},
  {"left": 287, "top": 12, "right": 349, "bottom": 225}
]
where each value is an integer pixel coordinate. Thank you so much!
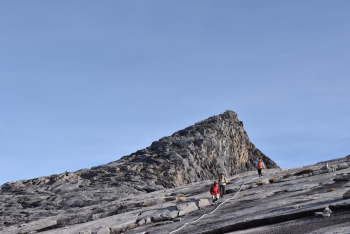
[
  {"left": 94, "top": 110, "right": 278, "bottom": 187},
  {"left": 0, "top": 110, "right": 278, "bottom": 231}
]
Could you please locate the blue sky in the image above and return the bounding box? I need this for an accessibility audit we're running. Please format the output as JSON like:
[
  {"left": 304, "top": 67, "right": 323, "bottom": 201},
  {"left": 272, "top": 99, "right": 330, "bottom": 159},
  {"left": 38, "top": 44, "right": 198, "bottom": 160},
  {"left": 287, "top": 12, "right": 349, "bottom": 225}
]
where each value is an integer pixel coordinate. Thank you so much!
[{"left": 0, "top": 1, "right": 349, "bottom": 185}]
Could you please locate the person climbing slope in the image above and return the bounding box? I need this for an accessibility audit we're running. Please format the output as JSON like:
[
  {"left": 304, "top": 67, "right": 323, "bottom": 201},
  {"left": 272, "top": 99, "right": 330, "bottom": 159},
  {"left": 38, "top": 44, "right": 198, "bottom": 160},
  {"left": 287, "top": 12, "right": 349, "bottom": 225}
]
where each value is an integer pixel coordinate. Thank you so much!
[
  {"left": 218, "top": 173, "right": 227, "bottom": 198},
  {"left": 257, "top": 158, "right": 265, "bottom": 178},
  {"left": 210, "top": 181, "right": 220, "bottom": 205}
]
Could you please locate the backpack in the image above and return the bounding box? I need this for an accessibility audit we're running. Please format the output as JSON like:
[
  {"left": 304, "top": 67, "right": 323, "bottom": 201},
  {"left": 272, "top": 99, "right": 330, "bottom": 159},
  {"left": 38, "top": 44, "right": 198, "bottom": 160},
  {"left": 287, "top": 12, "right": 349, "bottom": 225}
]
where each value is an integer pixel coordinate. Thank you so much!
[
  {"left": 255, "top": 161, "right": 265, "bottom": 169},
  {"left": 219, "top": 176, "right": 227, "bottom": 184},
  {"left": 210, "top": 184, "right": 220, "bottom": 195}
]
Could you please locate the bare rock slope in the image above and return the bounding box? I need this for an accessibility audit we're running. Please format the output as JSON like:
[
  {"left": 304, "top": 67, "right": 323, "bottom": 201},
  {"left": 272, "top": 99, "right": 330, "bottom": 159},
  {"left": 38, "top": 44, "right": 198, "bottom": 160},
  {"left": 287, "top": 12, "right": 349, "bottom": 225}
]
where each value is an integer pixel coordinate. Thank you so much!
[{"left": 0, "top": 110, "right": 278, "bottom": 232}]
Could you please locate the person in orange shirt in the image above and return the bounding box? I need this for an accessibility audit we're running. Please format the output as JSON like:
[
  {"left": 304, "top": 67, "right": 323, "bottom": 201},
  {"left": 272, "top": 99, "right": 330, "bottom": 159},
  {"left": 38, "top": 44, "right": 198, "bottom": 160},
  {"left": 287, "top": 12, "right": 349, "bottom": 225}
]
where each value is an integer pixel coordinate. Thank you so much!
[{"left": 257, "top": 158, "right": 265, "bottom": 178}]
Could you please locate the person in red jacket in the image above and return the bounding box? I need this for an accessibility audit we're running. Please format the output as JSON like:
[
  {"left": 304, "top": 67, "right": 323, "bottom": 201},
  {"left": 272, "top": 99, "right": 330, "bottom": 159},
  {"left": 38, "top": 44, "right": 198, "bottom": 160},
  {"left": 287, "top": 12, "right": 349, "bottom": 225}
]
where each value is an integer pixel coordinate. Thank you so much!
[{"left": 210, "top": 181, "right": 220, "bottom": 204}]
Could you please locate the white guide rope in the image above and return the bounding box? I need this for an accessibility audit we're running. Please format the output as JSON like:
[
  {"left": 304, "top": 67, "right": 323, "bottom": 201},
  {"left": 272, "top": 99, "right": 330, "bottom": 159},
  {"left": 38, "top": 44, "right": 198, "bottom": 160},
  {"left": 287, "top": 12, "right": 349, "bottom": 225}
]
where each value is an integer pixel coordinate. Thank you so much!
[{"left": 169, "top": 170, "right": 277, "bottom": 234}]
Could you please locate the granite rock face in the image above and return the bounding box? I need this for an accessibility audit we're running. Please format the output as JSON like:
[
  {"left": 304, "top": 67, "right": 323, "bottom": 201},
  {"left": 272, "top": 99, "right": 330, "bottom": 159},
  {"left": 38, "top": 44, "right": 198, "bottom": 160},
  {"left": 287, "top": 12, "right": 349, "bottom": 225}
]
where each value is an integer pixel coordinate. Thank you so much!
[
  {"left": 97, "top": 111, "right": 278, "bottom": 188},
  {"left": 0, "top": 110, "right": 278, "bottom": 231},
  {"left": 94, "top": 110, "right": 278, "bottom": 187}
]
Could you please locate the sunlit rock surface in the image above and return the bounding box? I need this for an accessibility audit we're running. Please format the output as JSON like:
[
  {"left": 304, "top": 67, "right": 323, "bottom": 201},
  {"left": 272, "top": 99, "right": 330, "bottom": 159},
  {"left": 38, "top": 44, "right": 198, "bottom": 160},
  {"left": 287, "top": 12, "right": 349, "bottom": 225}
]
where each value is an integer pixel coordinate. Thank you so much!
[
  {"left": 3, "top": 111, "right": 350, "bottom": 233},
  {"left": 1, "top": 155, "right": 350, "bottom": 233}
]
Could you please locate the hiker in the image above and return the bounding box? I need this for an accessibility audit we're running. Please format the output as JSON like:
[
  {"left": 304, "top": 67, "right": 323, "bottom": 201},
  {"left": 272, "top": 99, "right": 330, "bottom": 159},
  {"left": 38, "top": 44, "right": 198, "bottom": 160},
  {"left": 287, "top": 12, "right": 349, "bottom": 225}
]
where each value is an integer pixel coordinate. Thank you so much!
[
  {"left": 210, "top": 181, "right": 220, "bottom": 204},
  {"left": 257, "top": 158, "right": 265, "bottom": 178},
  {"left": 218, "top": 173, "right": 227, "bottom": 198}
]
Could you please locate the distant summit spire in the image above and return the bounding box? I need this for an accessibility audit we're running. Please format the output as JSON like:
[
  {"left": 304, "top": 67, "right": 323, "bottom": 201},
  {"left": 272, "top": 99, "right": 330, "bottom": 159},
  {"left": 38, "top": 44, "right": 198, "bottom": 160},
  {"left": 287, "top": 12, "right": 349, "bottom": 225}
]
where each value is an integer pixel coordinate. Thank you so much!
[{"left": 95, "top": 110, "right": 279, "bottom": 187}]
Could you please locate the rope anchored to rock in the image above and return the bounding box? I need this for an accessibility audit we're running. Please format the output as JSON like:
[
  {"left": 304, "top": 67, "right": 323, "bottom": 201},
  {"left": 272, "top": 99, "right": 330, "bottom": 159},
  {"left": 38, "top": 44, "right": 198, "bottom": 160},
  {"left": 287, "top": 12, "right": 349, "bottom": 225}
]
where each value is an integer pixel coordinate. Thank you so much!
[{"left": 169, "top": 170, "right": 276, "bottom": 234}]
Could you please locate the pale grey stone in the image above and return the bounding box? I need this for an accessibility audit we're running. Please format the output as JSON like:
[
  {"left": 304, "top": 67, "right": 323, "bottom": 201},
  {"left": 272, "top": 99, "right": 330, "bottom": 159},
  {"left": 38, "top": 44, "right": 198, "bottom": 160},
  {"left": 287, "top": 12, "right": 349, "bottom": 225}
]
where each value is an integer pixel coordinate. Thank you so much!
[
  {"left": 145, "top": 217, "right": 152, "bottom": 224},
  {"left": 137, "top": 219, "right": 145, "bottom": 226},
  {"left": 260, "top": 178, "right": 270, "bottom": 185},
  {"left": 177, "top": 201, "right": 198, "bottom": 216},
  {"left": 194, "top": 199, "right": 210, "bottom": 209}
]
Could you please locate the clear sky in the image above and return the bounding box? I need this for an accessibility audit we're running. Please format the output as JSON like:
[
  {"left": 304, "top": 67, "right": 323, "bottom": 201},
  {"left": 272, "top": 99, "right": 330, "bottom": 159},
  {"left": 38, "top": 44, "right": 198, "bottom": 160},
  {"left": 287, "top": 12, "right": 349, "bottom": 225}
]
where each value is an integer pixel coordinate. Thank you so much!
[{"left": 1, "top": 1, "right": 349, "bottom": 185}]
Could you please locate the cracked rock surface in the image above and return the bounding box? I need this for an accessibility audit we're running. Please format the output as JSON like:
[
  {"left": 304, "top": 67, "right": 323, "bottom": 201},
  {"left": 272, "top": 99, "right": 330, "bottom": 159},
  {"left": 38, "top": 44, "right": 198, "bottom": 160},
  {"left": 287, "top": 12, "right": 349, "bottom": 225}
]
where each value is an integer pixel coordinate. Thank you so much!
[
  {"left": 123, "top": 155, "right": 350, "bottom": 234},
  {"left": 22, "top": 155, "right": 350, "bottom": 234},
  {"left": 0, "top": 110, "right": 278, "bottom": 232},
  {"left": 2, "top": 110, "right": 350, "bottom": 234},
  {"left": 2, "top": 153, "right": 350, "bottom": 233}
]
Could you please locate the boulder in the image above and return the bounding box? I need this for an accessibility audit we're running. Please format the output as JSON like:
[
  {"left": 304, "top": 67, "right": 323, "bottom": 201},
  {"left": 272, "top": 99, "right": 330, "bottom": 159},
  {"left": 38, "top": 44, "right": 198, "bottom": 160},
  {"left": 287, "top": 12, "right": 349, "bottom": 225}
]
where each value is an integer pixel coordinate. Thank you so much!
[
  {"left": 261, "top": 178, "right": 270, "bottom": 185},
  {"left": 145, "top": 217, "right": 152, "bottom": 224},
  {"left": 177, "top": 201, "right": 198, "bottom": 216},
  {"left": 137, "top": 219, "right": 145, "bottom": 226},
  {"left": 97, "top": 227, "right": 110, "bottom": 234},
  {"left": 194, "top": 199, "right": 210, "bottom": 209}
]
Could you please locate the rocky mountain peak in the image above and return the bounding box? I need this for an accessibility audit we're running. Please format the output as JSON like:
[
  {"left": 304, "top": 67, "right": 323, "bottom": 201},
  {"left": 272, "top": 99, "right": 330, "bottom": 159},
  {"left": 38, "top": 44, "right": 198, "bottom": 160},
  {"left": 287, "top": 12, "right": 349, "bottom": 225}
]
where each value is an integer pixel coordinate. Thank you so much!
[
  {"left": 92, "top": 110, "right": 278, "bottom": 187},
  {"left": 0, "top": 110, "right": 278, "bottom": 231}
]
